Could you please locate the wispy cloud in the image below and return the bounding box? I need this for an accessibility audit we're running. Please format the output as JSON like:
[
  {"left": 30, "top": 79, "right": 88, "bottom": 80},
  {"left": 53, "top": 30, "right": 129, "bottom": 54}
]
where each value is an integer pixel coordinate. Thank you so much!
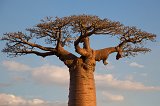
[
  {"left": 0, "top": 93, "right": 67, "bottom": 106},
  {"left": 2, "top": 60, "right": 31, "bottom": 71},
  {"left": 95, "top": 74, "right": 160, "bottom": 91},
  {"left": 129, "top": 62, "right": 144, "bottom": 68},
  {"left": 0, "top": 93, "right": 44, "bottom": 106},
  {"left": 32, "top": 64, "right": 69, "bottom": 86},
  {"left": 2, "top": 60, "right": 160, "bottom": 91},
  {"left": 2, "top": 61, "right": 69, "bottom": 86},
  {"left": 102, "top": 92, "right": 124, "bottom": 102}
]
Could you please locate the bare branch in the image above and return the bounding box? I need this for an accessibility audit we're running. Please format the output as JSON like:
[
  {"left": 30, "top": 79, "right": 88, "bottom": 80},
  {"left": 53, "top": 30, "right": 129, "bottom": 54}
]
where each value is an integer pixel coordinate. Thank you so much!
[
  {"left": 94, "top": 47, "right": 118, "bottom": 65},
  {"left": 114, "top": 26, "right": 156, "bottom": 58},
  {"left": 17, "top": 50, "right": 56, "bottom": 57},
  {"left": 74, "top": 34, "right": 92, "bottom": 57},
  {"left": 2, "top": 32, "right": 55, "bottom": 51}
]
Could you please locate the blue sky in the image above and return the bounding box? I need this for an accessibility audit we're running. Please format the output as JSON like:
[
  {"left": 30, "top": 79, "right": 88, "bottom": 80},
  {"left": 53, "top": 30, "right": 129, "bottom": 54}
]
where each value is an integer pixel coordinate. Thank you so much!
[{"left": 0, "top": 0, "right": 160, "bottom": 106}]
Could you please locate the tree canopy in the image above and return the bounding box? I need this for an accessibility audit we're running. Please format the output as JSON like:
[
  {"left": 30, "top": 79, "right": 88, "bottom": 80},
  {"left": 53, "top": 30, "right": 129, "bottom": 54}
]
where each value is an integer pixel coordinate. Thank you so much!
[{"left": 1, "top": 15, "right": 156, "bottom": 66}]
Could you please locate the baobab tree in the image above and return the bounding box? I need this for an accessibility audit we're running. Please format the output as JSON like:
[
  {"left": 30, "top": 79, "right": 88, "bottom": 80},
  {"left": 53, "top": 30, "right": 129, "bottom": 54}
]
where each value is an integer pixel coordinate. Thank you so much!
[{"left": 1, "top": 15, "right": 156, "bottom": 106}]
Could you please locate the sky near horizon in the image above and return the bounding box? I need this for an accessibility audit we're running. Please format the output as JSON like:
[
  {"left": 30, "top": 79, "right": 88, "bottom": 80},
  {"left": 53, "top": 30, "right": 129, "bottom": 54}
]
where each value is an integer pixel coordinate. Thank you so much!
[{"left": 0, "top": 0, "right": 160, "bottom": 106}]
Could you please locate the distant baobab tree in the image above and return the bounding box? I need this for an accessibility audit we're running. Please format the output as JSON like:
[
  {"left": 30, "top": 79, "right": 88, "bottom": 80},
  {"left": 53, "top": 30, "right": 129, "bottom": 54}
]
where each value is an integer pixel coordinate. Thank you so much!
[{"left": 1, "top": 15, "right": 156, "bottom": 106}]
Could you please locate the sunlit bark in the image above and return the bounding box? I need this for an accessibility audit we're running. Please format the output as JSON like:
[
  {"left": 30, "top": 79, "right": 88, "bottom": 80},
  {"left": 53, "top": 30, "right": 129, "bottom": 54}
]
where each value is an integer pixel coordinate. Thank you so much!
[{"left": 69, "top": 58, "right": 96, "bottom": 106}]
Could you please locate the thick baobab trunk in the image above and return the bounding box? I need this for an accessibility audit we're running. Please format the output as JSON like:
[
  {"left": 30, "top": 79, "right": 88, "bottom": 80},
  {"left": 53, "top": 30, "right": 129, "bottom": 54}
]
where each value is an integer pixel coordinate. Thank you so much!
[{"left": 68, "top": 59, "right": 96, "bottom": 106}]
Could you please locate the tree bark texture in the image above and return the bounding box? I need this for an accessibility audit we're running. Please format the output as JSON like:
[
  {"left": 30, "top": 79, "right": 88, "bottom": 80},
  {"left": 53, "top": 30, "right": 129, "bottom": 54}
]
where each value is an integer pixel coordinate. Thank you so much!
[{"left": 68, "top": 58, "right": 96, "bottom": 106}]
